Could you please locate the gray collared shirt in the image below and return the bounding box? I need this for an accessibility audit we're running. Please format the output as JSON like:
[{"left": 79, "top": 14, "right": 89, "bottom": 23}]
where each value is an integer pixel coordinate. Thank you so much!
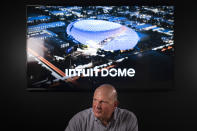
[{"left": 65, "top": 107, "right": 138, "bottom": 131}]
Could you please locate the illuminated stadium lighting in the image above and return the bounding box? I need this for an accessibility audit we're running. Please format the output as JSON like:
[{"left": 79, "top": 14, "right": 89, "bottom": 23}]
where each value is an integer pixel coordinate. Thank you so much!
[{"left": 67, "top": 19, "right": 140, "bottom": 51}]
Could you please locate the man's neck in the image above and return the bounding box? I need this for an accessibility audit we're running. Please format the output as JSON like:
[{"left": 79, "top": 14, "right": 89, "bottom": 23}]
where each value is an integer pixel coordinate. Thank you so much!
[
  {"left": 100, "top": 118, "right": 110, "bottom": 126},
  {"left": 99, "top": 113, "right": 114, "bottom": 126},
  {"left": 101, "top": 120, "right": 109, "bottom": 126}
]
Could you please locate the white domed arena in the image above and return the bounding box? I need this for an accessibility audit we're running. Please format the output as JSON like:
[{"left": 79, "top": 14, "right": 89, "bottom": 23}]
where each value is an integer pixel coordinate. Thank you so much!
[{"left": 66, "top": 19, "right": 139, "bottom": 51}]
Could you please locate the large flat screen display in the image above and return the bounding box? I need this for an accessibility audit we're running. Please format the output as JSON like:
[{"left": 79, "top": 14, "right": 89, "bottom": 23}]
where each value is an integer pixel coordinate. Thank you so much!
[{"left": 26, "top": 6, "right": 174, "bottom": 91}]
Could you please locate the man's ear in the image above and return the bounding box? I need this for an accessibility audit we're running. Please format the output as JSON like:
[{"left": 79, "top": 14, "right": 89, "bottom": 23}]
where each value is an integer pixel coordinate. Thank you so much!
[{"left": 114, "top": 100, "right": 119, "bottom": 108}]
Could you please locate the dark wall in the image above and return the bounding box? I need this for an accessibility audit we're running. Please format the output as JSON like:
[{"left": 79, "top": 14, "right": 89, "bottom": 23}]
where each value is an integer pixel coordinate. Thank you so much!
[{"left": 1, "top": 1, "right": 197, "bottom": 131}]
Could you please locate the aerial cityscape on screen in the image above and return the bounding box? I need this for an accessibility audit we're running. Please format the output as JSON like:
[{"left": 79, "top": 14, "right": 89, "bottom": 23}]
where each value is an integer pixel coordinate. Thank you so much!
[{"left": 26, "top": 6, "right": 174, "bottom": 91}]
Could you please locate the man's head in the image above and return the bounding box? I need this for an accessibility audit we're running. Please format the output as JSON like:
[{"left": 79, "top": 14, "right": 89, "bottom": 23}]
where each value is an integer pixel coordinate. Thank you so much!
[{"left": 92, "top": 84, "right": 118, "bottom": 122}]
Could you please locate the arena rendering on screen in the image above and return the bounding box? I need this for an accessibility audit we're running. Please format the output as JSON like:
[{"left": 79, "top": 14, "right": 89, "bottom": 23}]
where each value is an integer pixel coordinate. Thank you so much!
[
  {"left": 67, "top": 19, "right": 139, "bottom": 51},
  {"left": 26, "top": 6, "right": 174, "bottom": 91}
]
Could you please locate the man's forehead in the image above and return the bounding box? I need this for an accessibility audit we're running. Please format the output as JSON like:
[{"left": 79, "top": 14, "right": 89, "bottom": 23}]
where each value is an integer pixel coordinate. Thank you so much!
[
  {"left": 95, "top": 85, "right": 115, "bottom": 94},
  {"left": 93, "top": 90, "right": 112, "bottom": 101},
  {"left": 93, "top": 84, "right": 117, "bottom": 100},
  {"left": 94, "top": 88, "right": 109, "bottom": 96},
  {"left": 94, "top": 90, "right": 106, "bottom": 97}
]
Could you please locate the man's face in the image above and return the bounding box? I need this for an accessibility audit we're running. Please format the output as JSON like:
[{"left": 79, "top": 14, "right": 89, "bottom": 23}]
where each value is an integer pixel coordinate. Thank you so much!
[{"left": 92, "top": 89, "right": 117, "bottom": 121}]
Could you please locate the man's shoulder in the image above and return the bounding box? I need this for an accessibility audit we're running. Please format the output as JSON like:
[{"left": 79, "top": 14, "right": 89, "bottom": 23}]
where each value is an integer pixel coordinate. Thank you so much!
[
  {"left": 71, "top": 108, "right": 92, "bottom": 121},
  {"left": 116, "top": 108, "right": 137, "bottom": 120},
  {"left": 66, "top": 108, "right": 93, "bottom": 130},
  {"left": 115, "top": 108, "right": 138, "bottom": 131}
]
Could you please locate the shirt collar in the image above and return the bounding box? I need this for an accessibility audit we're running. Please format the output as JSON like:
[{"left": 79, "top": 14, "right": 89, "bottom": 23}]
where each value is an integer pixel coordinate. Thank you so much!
[{"left": 113, "top": 107, "right": 118, "bottom": 120}]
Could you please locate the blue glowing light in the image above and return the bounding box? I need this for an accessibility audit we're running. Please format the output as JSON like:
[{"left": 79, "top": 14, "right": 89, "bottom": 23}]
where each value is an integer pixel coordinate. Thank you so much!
[
  {"left": 67, "top": 19, "right": 139, "bottom": 51},
  {"left": 73, "top": 20, "right": 121, "bottom": 32}
]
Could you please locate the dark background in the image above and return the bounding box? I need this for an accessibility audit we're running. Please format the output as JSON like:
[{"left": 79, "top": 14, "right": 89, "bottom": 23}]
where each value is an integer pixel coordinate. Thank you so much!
[{"left": 1, "top": 0, "right": 197, "bottom": 131}]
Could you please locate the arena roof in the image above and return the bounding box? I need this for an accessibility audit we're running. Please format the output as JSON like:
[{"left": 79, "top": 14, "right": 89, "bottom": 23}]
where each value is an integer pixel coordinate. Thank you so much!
[
  {"left": 73, "top": 20, "right": 121, "bottom": 31},
  {"left": 67, "top": 19, "right": 139, "bottom": 51}
]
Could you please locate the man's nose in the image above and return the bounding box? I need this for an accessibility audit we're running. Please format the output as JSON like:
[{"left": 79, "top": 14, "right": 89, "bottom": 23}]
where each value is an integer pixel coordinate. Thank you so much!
[{"left": 96, "top": 102, "right": 101, "bottom": 109}]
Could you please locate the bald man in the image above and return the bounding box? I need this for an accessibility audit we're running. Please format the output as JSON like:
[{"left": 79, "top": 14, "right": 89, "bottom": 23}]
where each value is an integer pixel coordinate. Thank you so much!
[{"left": 65, "top": 84, "right": 138, "bottom": 131}]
